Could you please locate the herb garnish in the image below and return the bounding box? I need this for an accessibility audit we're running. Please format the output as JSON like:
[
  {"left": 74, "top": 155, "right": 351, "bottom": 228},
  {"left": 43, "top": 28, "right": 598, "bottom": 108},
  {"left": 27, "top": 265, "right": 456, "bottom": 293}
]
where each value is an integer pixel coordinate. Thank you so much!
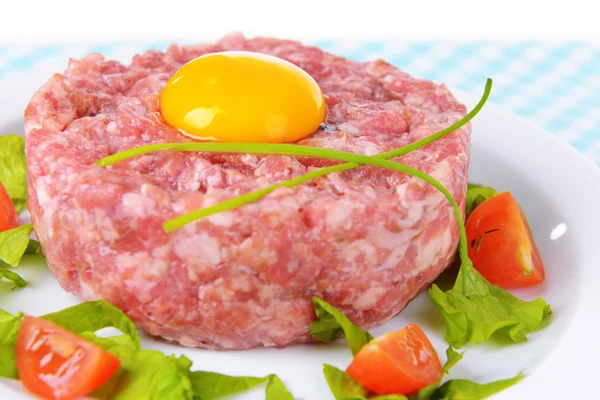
[
  {"left": 104, "top": 143, "right": 472, "bottom": 234},
  {"left": 471, "top": 229, "right": 499, "bottom": 251},
  {"left": 97, "top": 79, "right": 492, "bottom": 232}
]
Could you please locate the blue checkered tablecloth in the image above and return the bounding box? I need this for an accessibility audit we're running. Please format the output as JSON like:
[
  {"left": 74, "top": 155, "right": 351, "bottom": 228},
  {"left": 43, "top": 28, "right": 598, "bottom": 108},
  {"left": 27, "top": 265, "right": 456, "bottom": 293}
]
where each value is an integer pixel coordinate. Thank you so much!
[{"left": 1, "top": 41, "right": 598, "bottom": 163}]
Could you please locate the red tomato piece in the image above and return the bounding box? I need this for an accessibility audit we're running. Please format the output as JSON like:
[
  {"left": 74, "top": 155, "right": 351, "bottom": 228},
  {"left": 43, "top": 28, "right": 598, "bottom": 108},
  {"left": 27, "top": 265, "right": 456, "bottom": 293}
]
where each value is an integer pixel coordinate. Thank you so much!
[
  {"left": 346, "top": 324, "right": 442, "bottom": 395},
  {"left": 466, "top": 191, "right": 545, "bottom": 289},
  {"left": 0, "top": 181, "right": 19, "bottom": 232},
  {"left": 16, "top": 316, "right": 121, "bottom": 400}
]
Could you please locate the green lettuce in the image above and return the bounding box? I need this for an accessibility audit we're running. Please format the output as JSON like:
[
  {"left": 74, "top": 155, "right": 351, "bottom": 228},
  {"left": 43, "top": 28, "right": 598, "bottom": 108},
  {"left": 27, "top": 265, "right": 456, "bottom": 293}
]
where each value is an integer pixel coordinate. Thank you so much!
[
  {"left": 465, "top": 183, "right": 498, "bottom": 220},
  {"left": 415, "top": 347, "right": 521, "bottom": 400},
  {"left": 434, "top": 374, "right": 522, "bottom": 400},
  {"left": 81, "top": 333, "right": 139, "bottom": 398},
  {"left": 0, "top": 135, "right": 28, "bottom": 212},
  {"left": 414, "top": 348, "right": 464, "bottom": 400},
  {"left": 87, "top": 333, "right": 294, "bottom": 400},
  {"left": 0, "top": 224, "right": 34, "bottom": 289},
  {"left": 85, "top": 332, "right": 294, "bottom": 400},
  {"left": 24, "top": 239, "right": 43, "bottom": 257},
  {"left": 101, "top": 347, "right": 194, "bottom": 400},
  {"left": 322, "top": 364, "right": 407, "bottom": 400},
  {"left": 42, "top": 300, "right": 141, "bottom": 349},
  {"left": 429, "top": 261, "right": 551, "bottom": 348},
  {"left": 79, "top": 331, "right": 194, "bottom": 400},
  {"left": 116, "top": 351, "right": 194, "bottom": 400},
  {"left": 263, "top": 375, "right": 294, "bottom": 400},
  {"left": 190, "top": 371, "right": 294, "bottom": 400},
  {"left": 0, "top": 301, "right": 294, "bottom": 399},
  {"left": 441, "top": 347, "right": 463, "bottom": 373},
  {"left": 0, "top": 269, "right": 27, "bottom": 290},
  {"left": 0, "top": 224, "right": 34, "bottom": 267},
  {"left": 309, "top": 297, "right": 374, "bottom": 356},
  {"left": 0, "top": 310, "right": 22, "bottom": 378}
]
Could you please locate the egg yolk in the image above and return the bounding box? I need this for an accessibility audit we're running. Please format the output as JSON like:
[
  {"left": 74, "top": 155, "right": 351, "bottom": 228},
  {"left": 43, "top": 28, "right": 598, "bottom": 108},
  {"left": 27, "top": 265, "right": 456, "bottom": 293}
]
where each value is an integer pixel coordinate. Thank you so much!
[{"left": 160, "top": 51, "right": 326, "bottom": 143}]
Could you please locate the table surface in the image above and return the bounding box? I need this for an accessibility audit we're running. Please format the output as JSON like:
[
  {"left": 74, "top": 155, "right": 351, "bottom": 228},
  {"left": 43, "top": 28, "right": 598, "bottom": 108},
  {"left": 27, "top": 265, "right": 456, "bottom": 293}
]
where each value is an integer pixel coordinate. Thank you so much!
[{"left": 1, "top": 40, "right": 598, "bottom": 164}]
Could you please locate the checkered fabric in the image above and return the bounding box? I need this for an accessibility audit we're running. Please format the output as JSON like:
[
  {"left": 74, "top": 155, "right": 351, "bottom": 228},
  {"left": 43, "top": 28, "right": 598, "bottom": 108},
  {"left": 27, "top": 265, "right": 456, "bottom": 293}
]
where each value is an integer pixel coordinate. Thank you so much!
[{"left": 1, "top": 41, "right": 598, "bottom": 163}]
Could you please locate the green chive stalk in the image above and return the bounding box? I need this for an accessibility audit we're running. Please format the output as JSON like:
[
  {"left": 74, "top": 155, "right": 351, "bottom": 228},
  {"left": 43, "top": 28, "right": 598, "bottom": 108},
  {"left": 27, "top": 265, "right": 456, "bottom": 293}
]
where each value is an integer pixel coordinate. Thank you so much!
[{"left": 97, "top": 78, "right": 492, "bottom": 248}]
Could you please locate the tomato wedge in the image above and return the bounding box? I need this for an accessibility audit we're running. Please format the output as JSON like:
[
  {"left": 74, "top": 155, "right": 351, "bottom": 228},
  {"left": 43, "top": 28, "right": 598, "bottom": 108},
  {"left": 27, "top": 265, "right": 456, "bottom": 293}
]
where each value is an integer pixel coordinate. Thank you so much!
[
  {"left": 346, "top": 324, "right": 442, "bottom": 395},
  {"left": 466, "top": 191, "right": 545, "bottom": 289},
  {"left": 16, "top": 316, "right": 120, "bottom": 400},
  {"left": 0, "top": 181, "right": 19, "bottom": 232}
]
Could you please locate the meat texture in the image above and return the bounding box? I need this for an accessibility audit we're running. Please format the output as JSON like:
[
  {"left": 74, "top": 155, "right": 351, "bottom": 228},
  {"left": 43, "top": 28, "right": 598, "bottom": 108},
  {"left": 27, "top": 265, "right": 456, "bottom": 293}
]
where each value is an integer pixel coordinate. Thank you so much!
[{"left": 24, "top": 34, "right": 471, "bottom": 350}]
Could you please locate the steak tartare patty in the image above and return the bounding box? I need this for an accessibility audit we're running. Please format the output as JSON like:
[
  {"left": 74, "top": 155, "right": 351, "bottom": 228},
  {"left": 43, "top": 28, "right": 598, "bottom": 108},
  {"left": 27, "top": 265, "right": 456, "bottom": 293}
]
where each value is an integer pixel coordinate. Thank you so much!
[{"left": 24, "top": 34, "right": 470, "bottom": 350}]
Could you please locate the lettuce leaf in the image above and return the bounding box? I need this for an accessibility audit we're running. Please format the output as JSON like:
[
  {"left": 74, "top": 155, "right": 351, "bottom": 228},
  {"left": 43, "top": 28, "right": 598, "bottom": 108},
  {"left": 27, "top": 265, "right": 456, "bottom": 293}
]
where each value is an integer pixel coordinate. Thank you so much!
[
  {"left": 24, "top": 239, "right": 43, "bottom": 257},
  {"left": 0, "top": 224, "right": 33, "bottom": 289},
  {"left": 76, "top": 333, "right": 136, "bottom": 398},
  {"left": 0, "top": 342, "right": 17, "bottom": 378},
  {"left": 190, "top": 371, "right": 294, "bottom": 400},
  {"left": 465, "top": 183, "right": 498, "bottom": 220},
  {"left": 0, "top": 310, "right": 21, "bottom": 344},
  {"left": 264, "top": 375, "right": 294, "bottom": 400},
  {"left": 413, "top": 348, "right": 464, "bottom": 400},
  {"left": 42, "top": 300, "right": 141, "bottom": 349},
  {"left": 0, "top": 269, "right": 27, "bottom": 290},
  {"left": 322, "top": 364, "right": 408, "bottom": 400},
  {"left": 0, "top": 135, "right": 28, "bottom": 212},
  {"left": 0, "top": 302, "right": 294, "bottom": 399},
  {"left": 86, "top": 332, "right": 294, "bottom": 400},
  {"left": 192, "top": 371, "right": 269, "bottom": 400},
  {"left": 190, "top": 371, "right": 268, "bottom": 400},
  {"left": 0, "top": 310, "right": 22, "bottom": 378},
  {"left": 0, "top": 224, "right": 34, "bottom": 267},
  {"left": 321, "top": 364, "right": 368, "bottom": 399},
  {"left": 81, "top": 331, "right": 194, "bottom": 400},
  {"left": 441, "top": 347, "right": 463, "bottom": 374},
  {"left": 434, "top": 373, "right": 522, "bottom": 400},
  {"left": 415, "top": 347, "right": 521, "bottom": 400},
  {"left": 108, "top": 350, "right": 194, "bottom": 400},
  {"left": 309, "top": 297, "right": 374, "bottom": 356},
  {"left": 429, "top": 260, "right": 551, "bottom": 348}
]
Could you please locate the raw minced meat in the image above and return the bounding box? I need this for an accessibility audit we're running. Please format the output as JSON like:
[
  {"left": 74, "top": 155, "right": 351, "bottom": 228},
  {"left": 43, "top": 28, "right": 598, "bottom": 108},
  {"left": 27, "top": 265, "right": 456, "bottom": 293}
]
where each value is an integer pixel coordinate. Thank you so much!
[{"left": 24, "top": 33, "right": 470, "bottom": 350}]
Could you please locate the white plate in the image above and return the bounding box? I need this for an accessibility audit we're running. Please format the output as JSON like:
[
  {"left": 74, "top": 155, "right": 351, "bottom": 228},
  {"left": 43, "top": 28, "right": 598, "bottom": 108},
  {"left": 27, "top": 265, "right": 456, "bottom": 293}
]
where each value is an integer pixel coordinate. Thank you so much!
[{"left": 1, "top": 58, "right": 600, "bottom": 400}]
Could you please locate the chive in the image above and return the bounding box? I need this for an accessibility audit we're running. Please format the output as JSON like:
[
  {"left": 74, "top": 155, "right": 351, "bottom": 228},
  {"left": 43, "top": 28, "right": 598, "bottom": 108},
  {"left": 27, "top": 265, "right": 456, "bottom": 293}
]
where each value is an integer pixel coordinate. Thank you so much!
[
  {"left": 159, "top": 147, "right": 471, "bottom": 262},
  {"left": 376, "top": 78, "right": 492, "bottom": 160},
  {"left": 163, "top": 163, "right": 354, "bottom": 231},
  {"left": 96, "top": 79, "right": 491, "bottom": 169},
  {"left": 96, "top": 79, "right": 492, "bottom": 242}
]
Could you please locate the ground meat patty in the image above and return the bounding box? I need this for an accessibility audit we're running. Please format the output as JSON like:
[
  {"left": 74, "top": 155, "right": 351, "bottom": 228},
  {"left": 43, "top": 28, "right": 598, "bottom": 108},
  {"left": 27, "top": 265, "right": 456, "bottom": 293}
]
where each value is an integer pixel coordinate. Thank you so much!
[{"left": 24, "top": 33, "right": 470, "bottom": 350}]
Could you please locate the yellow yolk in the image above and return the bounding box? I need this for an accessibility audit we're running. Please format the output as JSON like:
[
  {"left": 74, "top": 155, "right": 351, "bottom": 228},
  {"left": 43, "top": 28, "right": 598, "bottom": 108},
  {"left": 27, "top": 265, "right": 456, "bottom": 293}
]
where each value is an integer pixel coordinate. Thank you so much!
[{"left": 160, "top": 51, "right": 326, "bottom": 142}]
